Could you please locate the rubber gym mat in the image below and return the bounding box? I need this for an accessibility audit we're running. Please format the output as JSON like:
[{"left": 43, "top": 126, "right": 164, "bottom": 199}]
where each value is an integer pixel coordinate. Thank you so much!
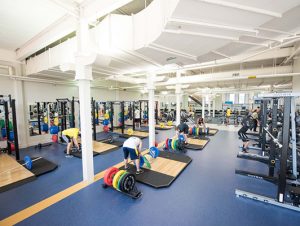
[
  {"left": 0, "top": 176, "right": 36, "bottom": 193},
  {"left": 155, "top": 127, "right": 172, "bottom": 130},
  {"left": 19, "top": 157, "right": 58, "bottom": 176},
  {"left": 64, "top": 150, "right": 100, "bottom": 158},
  {"left": 0, "top": 154, "right": 36, "bottom": 193},
  {"left": 119, "top": 134, "right": 148, "bottom": 139},
  {"left": 120, "top": 151, "right": 192, "bottom": 188},
  {"left": 208, "top": 129, "right": 218, "bottom": 136},
  {"left": 158, "top": 151, "right": 192, "bottom": 163},
  {"left": 119, "top": 166, "right": 175, "bottom": 188},
  {"left": 101, "top": 140, "right": 124, "bottom": 147},
  {"left": 185, "top": 144, "right": 204, "bottom": 150},
  {"left": 187, "top": 135, "right": 210, "bottom": 140},
  {"left": 136, "top": 129, "right": 158, "bottom": 134}
]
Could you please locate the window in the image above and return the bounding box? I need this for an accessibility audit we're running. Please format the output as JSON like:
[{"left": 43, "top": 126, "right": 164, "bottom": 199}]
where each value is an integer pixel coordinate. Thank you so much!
[
  {"left": 229, "top": 93, "right": 235, "bottom": 104},
  {"left": 239, "top": 93, "right": 245, "bottom": 104}
]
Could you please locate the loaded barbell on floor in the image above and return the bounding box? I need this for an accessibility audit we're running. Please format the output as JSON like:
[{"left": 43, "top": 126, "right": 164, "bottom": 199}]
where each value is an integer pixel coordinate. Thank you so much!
[
  {"left": 0, "top": 156, "right": 42, "bottom": 174},
  {"left": 99, "top": 135, "right": 115, "bottom": 144},
  {"left": 103, "top": 167, "right": 142, "bottom": 199}
]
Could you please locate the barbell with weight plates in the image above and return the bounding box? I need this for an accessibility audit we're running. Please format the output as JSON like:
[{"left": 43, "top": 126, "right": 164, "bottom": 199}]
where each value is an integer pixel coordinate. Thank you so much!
[
  {"left": 0, "top": 156, "right": 42, "bottom": 175},
  {"left": 99, "top": 135, "right": 115, "bottom": 144},
  {"left": 103, "top": 167, "right": 136, "bottom": 193}
]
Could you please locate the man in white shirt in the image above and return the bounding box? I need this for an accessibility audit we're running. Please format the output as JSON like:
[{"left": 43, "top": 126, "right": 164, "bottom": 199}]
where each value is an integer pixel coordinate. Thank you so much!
[
  {"left": 123, "top": 136, "right": 144, "bottom": 174},
  {"left": 134, "top": 108, "right": 141, "bottom": 128}
]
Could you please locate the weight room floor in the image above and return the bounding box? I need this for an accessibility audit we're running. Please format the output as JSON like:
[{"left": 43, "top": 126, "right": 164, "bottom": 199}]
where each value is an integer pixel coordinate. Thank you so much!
[{"left": 1, "top": 127, "right": 299, "bottom": 226}]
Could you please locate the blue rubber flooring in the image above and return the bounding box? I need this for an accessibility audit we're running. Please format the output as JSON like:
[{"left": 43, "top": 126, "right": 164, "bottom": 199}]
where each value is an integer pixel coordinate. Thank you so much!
[
  {"left": 0, "top": 129, "right": 174, "bottom": 220},
  {"left": 1, "top": 129, "right": 300, "bottom": 225}
]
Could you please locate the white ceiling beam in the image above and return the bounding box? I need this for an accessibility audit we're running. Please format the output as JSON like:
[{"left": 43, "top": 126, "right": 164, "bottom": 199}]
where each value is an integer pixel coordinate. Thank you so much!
[
  {"left": 83, "top": 0, "right": 134, "bottom": 23},
  {"left": 120, "top": 49, "right": 162, "bottom": 67},
  {"left": 150, "top": 43, "right": 197, "bottom": 60},
  {"left": 147, "top": 43, "right": 197, "bottom": 61},
  {"left": 163, "top": 28, "right": 238, "bottom": 41},
  {"left": 211, "top": 50, "right": 232, "bottom": 59},
  {"left": 243, "top": 34, "right": 280, "bottom": 42},
  {"left": 280, "top": 46, "right": 300, "bottom": 65},
  {"left": 197, "top": 0, "right": 282, "bottom": 18},
  {"left": 257, "top": 27, "right": 295, "bottom": 36},
  {"left": 234, "top": 40, "right": 269, "bottom": 47},
  {"left": 50, "top": 0, "right": 79, "bottom": 18},
  {"left": 168, "top": 17, "right": 257, "bottom": 34}
]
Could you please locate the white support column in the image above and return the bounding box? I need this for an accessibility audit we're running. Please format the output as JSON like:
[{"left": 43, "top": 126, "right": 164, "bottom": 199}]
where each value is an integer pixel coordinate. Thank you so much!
[
  {"left": 207, "top": 96, "right": 211, "bottom": 117},
  {"left": 202, "top": 96, "right": 205, "bottom": 118},
  {"left": 175, "top": 71, "right": 182, "bottom": 126},
  {"left": 75, "top": 15, "right": 95, "bottom": 183},
  {"left": 212, "top": 98, "right": 216, "bottom": 118},
  {"left": 147, "top": 72, "right": 156, "bottom": 147}
]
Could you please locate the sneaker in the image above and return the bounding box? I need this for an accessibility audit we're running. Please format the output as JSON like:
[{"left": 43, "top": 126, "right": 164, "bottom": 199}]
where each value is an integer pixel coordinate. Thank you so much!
[
  {"left": 136, "top": 169, "right": 144, "bottom": 175},
  {"left": 65, "top": 154, "right": 73, "bottom": 158},
  {"left": 124, "top": 165, "right": 130, "bottom": 170},
  {"left": 242, "top": 149, "right": 249, "bottom": 153}
]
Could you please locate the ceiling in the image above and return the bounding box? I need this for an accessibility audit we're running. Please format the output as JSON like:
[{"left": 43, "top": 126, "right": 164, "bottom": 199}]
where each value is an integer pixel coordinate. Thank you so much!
[
  {"left": 1, "top": 0, "right": 300, "bottom": 95},
  {"left": 0, "top": 0, "right": 66, "bottom": 51}
]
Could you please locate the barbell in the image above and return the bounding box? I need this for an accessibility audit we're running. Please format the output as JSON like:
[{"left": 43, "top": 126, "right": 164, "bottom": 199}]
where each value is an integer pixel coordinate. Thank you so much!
[
  {"left": 263, "top": 127, "right": 283, "bottom": 148},
  {"left": 0, "top": 156, "right": 42, "bottom": 175}
]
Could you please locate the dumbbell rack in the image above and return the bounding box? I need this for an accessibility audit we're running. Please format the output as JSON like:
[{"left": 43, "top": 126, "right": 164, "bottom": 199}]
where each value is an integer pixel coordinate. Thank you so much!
[{"left": 102, "top": 183, "right": 142, "bottom": 199}]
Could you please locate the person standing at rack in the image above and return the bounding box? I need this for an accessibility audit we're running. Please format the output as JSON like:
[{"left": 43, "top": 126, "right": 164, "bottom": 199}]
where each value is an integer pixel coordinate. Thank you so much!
[
  {"left": 226, "top": 107, "right": 231, "bottom": 126},
  {"left": 251, "top": 109, "right": 258, "bottom": 132},
  {"left": 134, "top": 107, "right": 140, "bottom": 128}
]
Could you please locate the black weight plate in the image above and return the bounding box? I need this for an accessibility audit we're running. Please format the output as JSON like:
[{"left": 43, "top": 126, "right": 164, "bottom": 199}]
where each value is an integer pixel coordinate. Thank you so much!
[{"left": 121, "top": 173, "right": 136, "bottom": 193}]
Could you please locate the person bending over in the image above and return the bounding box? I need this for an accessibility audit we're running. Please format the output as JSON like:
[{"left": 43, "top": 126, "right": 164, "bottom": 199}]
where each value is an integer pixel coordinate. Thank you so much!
[
  {"left": 238, "top": 115, "right": 252, "bottom": 153},
  {"left": 123, "top": 136, "right": 144, "bottom": 175},
  {"left": 62, "top": 128, "right": 80, "bottom": 158},
  {"left": 196, "top": 117, "right": 206, "bottom": 131},
  {"left": 176, "top": 121, "right": 189, "bottom": 144}
]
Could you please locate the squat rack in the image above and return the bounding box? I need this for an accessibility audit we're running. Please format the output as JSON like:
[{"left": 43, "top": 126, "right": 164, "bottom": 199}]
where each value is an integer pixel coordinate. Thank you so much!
[
  {"left": 0, "top": 95, "right": 20, "bottom": 160},
  {"left": 236, "top": 93, "right": 300, "bottom": 212}
]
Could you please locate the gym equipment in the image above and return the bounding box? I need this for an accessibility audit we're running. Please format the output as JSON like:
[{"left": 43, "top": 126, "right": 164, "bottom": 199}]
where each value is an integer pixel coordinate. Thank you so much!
[
  {"left": 120, "top": 151, "right": 192, "bottom": 188},
  {"left": 113, "top": 170, "right": 126, "bottom": 189},
  {"left": 149, "top": 147, "right": 159, "bottom": 158},
  {"left": 236, "top": 93, "right": 300, "bottom": 212},
  {"left": 103, "top": 125, "right": 109, "bottom": 133},
  {"left": 263, "top": 126, "right": 282, "bottom": 148},
  {"left": 103, "top": 119, "right": 109, "bottom": 126},
  {"left": 103, "top": 167, "right": 142, "bottom": 199},
  {"left": 127, "top": 128, "right": 133, "bottom": 136},
  {"left": 50, "top": 126, "right": 59, "bottom": 134},
  {"left": 0, "top": 155, "right": 57, "bottom": 177},
  {"left": 104, "top": 167, "right": 119, "bottom": 186},
  {"left": 52, "top": 134, "right": 58, "bottom": 142},
  {"left": 104, "top": 113, "right": 109, "bottom": 119},
  {"left": 167, "top": 121, "right": 173, "bottom": 126},
  {"left": 164, "top": 138, "right": 186, "bottom": 152}
]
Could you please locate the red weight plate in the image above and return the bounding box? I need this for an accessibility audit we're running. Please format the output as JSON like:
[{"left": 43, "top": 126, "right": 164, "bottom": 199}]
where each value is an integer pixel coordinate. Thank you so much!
[
  {"left": 104, "top": 167, "right": 119, "bottom": 186},
  {"left": 165, "top": 138, "right": 169, "bottom": 149}
]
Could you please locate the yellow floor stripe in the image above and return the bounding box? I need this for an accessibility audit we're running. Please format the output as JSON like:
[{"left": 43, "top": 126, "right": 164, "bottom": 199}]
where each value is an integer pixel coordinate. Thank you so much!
[{"left": 0, "top": 141, "right": 166, "bottom": 226}]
